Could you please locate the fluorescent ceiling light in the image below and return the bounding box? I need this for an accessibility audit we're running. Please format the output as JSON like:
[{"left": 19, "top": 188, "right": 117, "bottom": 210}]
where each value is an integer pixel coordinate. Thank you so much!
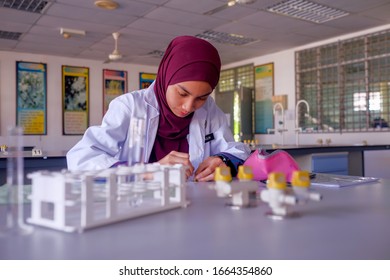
[
  {"left": 266, "top": 0, "right": 349, "bottom": 24},
  {"left": 0, "top": 30, "right": 22, "bottom": 40},
  {"left": 147, "top": 50, "right": 165, "bottom": 57},
  {"left": 196, "top": 30, "right": 259, "bottom": 46},
  {"left": 0, "top": 0, "right": 50, "bottom": 13}
]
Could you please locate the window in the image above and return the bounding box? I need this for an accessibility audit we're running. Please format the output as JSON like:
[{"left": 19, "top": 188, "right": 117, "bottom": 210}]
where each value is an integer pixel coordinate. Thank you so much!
[
  {"left": 353, "top": 92, "right": 381, "bottom": 112},
  {"left": 218, "top": 69, "right": 235, "bottom": 92},
  {"left": 218, "top": 65, "right": 254, "bottom": 93},
  {"left": 296, "top": 29, "right": 390, "bottom": 132}
]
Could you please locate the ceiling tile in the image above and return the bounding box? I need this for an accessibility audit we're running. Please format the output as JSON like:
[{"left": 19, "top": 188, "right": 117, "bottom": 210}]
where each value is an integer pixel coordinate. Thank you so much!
[
  {"left": 0, "top": 7, "right": 40, "bottom": 24},
  {"left": 0, "top": 38, "right": 18, "bottom": 49},
  {"left": 145, "top": 6, "right": 228, "bottom": 29},
  {"left": 35, "top": 15, "right": 120, "bottom": 33},
  {"left": 324, "top": 14, "right": 387, "bottom": 31},
  {"left": 165, "top": 0, "right": 224, "bottom": 14},
  {"left": 46, "top": 3, "right": 138, "bottom": 26},
  {"left": 127, "top": 18, "right": 203, "bottom": 37},
  {"left": 0, "top": 20, "right": 32, "bottom": 33}
]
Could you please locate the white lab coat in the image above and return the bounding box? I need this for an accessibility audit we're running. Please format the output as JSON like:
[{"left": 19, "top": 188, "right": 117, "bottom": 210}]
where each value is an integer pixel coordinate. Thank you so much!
[{"left": 66, "top": 82, "right": 251, "bottom": 171}]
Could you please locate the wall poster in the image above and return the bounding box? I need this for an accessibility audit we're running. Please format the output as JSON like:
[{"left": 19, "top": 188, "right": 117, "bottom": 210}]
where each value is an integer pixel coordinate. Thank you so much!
[
  {"left": 254, "top": 63, "right": 274, "bottom": 134},
  {"left": 16, "top": 61, "right": 47, "bottom": 135},
  {"left": 62, "top": 66, "right": 89, "bottom": 135},
  {"left": 103, "top": 69, "right": 127, "bottom": 115},
  {"left": 139, "top": 72, "right": 156, "bottom": 89}
]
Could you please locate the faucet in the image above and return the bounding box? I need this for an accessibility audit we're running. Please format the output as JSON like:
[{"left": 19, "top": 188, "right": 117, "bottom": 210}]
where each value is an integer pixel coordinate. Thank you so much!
[
  {"left": 268, "top": 102, "right": 287, "bottom": 145},
  {"left": 273, "top": 102, "right": 284, "bottom": 117},
  {"left": 295, "top": 99, "right": 310, "bottom": 146}
]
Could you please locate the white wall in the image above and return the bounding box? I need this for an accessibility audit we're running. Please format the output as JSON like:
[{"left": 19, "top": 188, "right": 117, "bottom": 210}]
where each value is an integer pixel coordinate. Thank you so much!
[
  {"left": 0, "top": 51, "right": 157, "bottom": 153},
  {"left": 224, "top": 24, "right": 390, "bottom": 147}
]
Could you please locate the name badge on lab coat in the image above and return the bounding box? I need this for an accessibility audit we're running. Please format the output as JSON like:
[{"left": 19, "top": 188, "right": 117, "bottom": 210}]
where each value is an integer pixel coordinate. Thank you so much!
[{"left": 205, "top": 133, "right": 214, "bottom": 143}]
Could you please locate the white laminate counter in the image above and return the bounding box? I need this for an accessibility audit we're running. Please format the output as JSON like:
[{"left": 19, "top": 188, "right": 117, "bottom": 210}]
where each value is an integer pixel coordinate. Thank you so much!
[{"left": 1, "top": 180, "right": 389, "bottom": 260}]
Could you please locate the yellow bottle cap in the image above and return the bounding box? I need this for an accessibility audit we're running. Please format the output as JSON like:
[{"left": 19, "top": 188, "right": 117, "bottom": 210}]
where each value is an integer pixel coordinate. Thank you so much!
[
  {"left": 237, "top": 165, "right": 254, "bottom": 181},
  {"left": 291, "top": 170, "right": 311, "bottom": 187},
  {"left": 267, "top": 172, "right": 287, "bottom": 190},
  {"left": 214, "top": 166, "right": 232, "bottom": 182}
]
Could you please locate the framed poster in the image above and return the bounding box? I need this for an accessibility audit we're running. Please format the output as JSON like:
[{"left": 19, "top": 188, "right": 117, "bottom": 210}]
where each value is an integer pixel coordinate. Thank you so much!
[
  {"left": 139, "top": 72, "right": 156, "bottom": 89},
  {"left": 103, "top": 69, "right": 127, "bottom": 115},
  {"left": 254, "top": 63, "right": 274, "bottom": 134},
  {"left": 16, "top": 61, "right": 47, "bottom": 135},
  {"left": 62, "top": 66, "right": 89, "bottom": 135}
]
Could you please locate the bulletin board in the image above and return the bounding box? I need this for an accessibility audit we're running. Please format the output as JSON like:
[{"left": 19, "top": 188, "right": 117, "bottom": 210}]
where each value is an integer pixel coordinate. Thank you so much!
[
  {"left": 16, "top": 61, "right": 47, "bottom": 135},
  {"left": 62, "top": 66, "right": 89, "bottom": 135},
  {"left": 254, "top": 63, "right": 274, "bottom": 134},
  {"left": 103, "top": 69, "right": 127, "bottom": 115},
  {"left": 139, "top": 72, "right": 156, "bottom": 89}
]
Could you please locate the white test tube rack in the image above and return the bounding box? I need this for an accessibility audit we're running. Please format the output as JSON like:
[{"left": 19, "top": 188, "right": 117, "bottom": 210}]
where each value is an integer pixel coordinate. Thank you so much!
[{"left": 27, "top": 163, "right": 188, "bottom": 233}]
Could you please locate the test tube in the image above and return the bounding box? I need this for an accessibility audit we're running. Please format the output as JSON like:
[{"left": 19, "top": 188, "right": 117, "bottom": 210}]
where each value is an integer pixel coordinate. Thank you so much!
[
  {"left": 126, "top": 118, "right": 146, "bottom": 206},
  {"left": 128, "top": 117, "right": 146, "bottom": 166},
  {"left": 0, "top": 126, "right": 33, "bottom": 235}
]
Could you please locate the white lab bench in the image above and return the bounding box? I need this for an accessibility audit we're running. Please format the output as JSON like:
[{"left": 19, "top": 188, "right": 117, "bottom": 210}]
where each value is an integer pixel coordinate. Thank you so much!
[{"left": 1, "top": 179, "right": 389, "bottom": 260}]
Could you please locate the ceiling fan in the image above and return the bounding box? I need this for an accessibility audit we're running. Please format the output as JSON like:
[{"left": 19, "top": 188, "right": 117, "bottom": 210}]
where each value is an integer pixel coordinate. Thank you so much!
[
  {"left": 104, "top": 32, "right": 123, "bottom": 63},
  {"left": 204, "top": 0, "right": 256, "bottom": 15}
]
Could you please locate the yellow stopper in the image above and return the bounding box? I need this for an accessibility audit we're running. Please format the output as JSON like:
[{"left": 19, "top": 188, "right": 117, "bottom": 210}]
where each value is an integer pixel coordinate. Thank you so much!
[
  {"left": 267, "top": 172, "right": 287, "bottom": 190},
  {"left": 291, "top": 170, "right": 311, "bottom": 188},
  {"left": 237, "top": 165, "right": 254, "bottom": 181},
  {"left": 214, "top": 166, "right": 232, "bottom": 182}
]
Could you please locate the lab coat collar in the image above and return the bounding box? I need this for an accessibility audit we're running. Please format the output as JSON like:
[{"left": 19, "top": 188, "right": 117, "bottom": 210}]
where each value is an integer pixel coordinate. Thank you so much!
[
  {"left": 188, "top": 100, "right": 208, "bottom": 169},
  {"left": 143, "top": 81, "right": 159, "bottom": 113},
  {"left": 141, "top": 82, "right": 159, "bottom": 161}
]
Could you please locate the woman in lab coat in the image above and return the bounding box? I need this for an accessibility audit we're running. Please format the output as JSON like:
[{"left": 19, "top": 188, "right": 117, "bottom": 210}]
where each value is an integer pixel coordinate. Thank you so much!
[{"left": 67, "top": 36, "right": 250, "bottom": 181}]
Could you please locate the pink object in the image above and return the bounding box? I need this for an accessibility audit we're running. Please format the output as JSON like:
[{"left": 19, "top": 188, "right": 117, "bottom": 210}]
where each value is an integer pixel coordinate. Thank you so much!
[{"left": 243, "top": 149, "right": 300, "bottom": 182}]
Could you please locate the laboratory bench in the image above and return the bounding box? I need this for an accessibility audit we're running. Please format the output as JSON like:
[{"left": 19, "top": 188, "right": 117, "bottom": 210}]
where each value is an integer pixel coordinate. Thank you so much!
[{"left": 1, "top": 179, "right": 390, "bottom": 260}]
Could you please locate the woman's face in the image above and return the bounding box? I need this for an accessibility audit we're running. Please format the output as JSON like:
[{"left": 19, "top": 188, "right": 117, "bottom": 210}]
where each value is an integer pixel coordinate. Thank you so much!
[{"left": 166, "top": 81, "right": 212, "bottom": 118}]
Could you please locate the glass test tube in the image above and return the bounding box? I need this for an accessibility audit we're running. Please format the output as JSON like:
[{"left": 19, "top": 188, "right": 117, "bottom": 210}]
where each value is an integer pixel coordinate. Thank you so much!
[
  {"left": 1, "top": 126, "right": 33, "bottom": 235},
  {"left": 128, "top": 117, "right": 146, "bottom": 166},
  {"left": 126, "top": 118, "right": 146, "bottom": 205}
]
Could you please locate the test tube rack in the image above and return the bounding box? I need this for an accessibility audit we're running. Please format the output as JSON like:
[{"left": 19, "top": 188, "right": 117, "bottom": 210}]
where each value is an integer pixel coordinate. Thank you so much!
[{"left": 26, "top": 163, "right": 188, "bottom": 233}]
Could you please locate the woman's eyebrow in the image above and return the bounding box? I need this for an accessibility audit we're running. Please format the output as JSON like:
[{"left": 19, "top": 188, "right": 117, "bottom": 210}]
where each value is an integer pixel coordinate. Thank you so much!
[{"left": 177, "top": 84, "right": 212, "bottom": 97}]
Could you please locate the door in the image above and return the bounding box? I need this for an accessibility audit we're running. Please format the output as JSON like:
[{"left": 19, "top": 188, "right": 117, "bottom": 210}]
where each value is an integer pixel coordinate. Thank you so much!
[
  {"left": 240, "top": 86, "right": 254, "bottom": 141},
  {"left": 215, "top": 86, "right": 253, "bottom": 141}
]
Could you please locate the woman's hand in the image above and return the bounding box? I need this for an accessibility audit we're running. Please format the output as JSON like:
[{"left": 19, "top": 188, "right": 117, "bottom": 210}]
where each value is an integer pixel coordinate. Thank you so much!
[
  {"left": 158, "top": 151, "right": 194, "bottom": 179},
  {"left": 194, "top": 156, "right": 226, "bottom": 182}
]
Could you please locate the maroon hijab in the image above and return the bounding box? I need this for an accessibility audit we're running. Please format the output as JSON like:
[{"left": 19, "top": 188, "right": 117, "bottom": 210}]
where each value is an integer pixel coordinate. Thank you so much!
[{"left": 149, "top": 36, "right": 221, "bottom": 162}]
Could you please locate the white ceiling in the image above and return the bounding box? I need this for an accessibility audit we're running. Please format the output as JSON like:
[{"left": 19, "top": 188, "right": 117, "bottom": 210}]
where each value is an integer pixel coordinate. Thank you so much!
[{"left": 1, "top": 0, "right": 390, "bottom": 66}]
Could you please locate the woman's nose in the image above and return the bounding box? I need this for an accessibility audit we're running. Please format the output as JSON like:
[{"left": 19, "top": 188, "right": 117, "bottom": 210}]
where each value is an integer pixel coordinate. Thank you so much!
[{"left": 183, "top": 99, "right": 195, "bottom": 112}]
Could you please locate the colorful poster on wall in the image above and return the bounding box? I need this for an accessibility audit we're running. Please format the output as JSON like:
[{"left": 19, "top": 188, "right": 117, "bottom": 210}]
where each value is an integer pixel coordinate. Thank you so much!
[
  {"left": 16, "top": 61, "right": 47, "bottom": 135},
  {"left": 254, "top": 63, "right": 274, "bottom": 134},
  {"left": 139, "top": 72, "right": 156, "bottom": 89},
  {"left": 103, "top": 69, "right": 127, "bottom": 115},
  {"left": 62, "top": 66, "right": 89, "bottom": 135}
]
